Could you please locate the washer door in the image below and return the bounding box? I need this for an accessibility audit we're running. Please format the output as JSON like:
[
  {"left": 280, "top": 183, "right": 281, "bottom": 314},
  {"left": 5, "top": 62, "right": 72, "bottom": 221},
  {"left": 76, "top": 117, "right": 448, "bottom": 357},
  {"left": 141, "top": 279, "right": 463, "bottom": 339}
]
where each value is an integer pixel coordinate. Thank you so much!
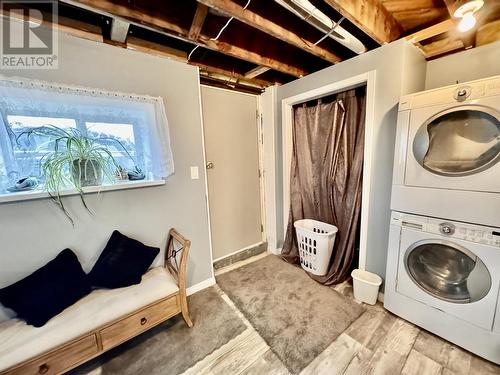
[
  {"left": 413, "top": 105, "right": 500, "bottom": 177},
  {"left": 405, "top": 240, "right": 492, "bottom": 303}
]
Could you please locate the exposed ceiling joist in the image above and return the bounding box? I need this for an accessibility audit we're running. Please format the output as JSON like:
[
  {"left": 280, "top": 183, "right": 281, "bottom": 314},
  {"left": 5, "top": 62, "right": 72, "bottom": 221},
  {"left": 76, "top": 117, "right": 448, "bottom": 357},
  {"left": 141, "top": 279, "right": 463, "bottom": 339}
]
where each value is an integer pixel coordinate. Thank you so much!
[
  {"left": 421, "top": 36, "right": 464, "bottom": 58},
  {"left": 476, "top": 19, "right": 500, "bottom": 46},
  {"left": 196, "top": 63, "right": 271, "bottom": 89},
  {"left": 405, "top": 19, "right": 454, "bottom": 43},
  {"left": 197, "top": 0, "right": 342, "bottom": 64},
  {"left": 189, "top": 3, "right": 208, "bottom": 40},
  {"left": 245, "top": 66, "right": 271, "bottom": 79},
  {"left": 64, "top": 0, "right": 307, "bottom": 77},
  {"left": 110, "top": 18, "right": 130, "bottom": 43},
  {"left": 323, "top": 0, "right": 403, "bottom": 44}
]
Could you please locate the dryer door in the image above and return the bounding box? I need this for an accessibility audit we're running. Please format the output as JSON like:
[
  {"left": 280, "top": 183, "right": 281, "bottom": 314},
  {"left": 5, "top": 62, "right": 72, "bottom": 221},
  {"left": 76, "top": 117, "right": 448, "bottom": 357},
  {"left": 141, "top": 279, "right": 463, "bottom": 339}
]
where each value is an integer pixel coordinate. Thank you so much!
[
  {"left": 405, "top": 97, "right": 500, "bottom": 193},
  {"left": 396, "top": 228, "right": 499, "bottom": 330}
]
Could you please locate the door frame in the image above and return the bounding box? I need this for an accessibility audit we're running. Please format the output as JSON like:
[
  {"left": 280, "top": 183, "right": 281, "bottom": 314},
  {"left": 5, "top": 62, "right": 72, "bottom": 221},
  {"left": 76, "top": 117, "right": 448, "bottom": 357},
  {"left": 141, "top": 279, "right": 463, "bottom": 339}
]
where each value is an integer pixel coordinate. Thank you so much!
[
  {"left": 281, "top": 71, "right": 376, "bottom": 270},
  {"left": 200, "top": 84, "right": 267, "bottom": 262}
]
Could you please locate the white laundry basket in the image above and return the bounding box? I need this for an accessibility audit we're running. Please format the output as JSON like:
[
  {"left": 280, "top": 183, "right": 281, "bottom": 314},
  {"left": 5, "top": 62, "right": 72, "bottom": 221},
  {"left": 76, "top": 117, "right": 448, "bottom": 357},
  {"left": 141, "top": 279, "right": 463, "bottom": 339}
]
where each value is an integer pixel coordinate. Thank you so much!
[
  {"left": 294, "top": 219, "right": 338, "bottom": 276},
  {"left": 351, "top": 269, "right": 383, "bottom": 305}
]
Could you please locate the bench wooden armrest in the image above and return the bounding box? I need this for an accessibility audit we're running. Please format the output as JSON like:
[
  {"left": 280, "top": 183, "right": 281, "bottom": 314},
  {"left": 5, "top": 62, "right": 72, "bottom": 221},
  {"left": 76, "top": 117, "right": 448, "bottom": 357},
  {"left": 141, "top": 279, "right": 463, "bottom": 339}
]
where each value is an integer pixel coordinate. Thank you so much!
[{"left": 163, "top": 228, "right": 193, "bottom": 327}]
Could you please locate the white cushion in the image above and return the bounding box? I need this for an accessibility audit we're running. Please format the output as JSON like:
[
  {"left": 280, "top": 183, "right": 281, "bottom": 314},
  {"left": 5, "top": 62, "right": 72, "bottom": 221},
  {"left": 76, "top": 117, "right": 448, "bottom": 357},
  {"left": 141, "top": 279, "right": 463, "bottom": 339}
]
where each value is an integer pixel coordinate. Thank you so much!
[{"left": 0, "top": 267, "right": 178, "bottom": 372}]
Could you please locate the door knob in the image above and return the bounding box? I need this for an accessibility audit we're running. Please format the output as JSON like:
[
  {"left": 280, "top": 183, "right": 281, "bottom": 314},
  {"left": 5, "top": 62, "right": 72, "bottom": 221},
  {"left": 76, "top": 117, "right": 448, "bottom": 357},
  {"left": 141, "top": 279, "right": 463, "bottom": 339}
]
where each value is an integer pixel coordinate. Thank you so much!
[{"left": 206, "top": 161, "right": 215, "bottom": 169}]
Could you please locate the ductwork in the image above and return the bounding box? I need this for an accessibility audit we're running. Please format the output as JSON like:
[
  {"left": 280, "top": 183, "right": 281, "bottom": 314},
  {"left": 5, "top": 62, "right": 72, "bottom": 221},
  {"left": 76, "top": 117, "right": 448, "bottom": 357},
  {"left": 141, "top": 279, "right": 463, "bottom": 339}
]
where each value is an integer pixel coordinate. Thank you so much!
[{"left": 274, "top": 0, "right": 367, "bottom": 54}]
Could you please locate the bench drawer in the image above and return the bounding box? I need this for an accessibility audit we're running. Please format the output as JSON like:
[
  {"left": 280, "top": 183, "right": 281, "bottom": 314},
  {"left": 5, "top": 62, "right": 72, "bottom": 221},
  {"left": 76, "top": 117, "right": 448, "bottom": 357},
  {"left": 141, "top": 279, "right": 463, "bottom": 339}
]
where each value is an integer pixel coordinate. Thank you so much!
[
  {"left": 5, "top": 334, "right": 98, "bottom": 375},
  {"left": 100, "top": 294, "right": 179, "bottom": 350}
]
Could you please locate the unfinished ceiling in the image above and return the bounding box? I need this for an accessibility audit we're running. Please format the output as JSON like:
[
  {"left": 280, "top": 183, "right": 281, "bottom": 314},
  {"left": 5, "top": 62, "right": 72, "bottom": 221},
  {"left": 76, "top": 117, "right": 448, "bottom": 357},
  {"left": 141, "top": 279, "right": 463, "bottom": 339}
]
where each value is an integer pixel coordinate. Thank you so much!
[{"left": 4, "top": 0, "right": 500, "bottom": 93}]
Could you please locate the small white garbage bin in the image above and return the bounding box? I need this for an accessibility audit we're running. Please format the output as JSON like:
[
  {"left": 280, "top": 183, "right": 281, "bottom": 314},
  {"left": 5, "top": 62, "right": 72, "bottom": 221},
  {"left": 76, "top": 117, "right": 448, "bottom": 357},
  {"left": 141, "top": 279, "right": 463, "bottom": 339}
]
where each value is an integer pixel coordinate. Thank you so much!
[{"left": 351, "top": 269, "right": 383, "bottom": 305}]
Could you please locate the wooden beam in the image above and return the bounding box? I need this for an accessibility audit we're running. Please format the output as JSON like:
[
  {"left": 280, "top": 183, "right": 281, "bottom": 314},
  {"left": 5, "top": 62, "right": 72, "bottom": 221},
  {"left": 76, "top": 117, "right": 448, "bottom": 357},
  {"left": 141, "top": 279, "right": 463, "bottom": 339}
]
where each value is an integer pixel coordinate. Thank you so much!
[
  {"left": 245, "top": 66, "right": 271, "bottom": 79},
  {"left": 63, "top": 0, "right": 307, "bottom": 77},
  {"left": 194, "top": 63, "right": 272, "bottom": 87},
  {"left": 405, "top": 19, "right": 454, "bottom": 43},
  {"left": 476, "top": 19, "right": 500, "bottom": 46},
  {"left": 127, "top": 37, "right": 187, "bottom": 62},
  {"left": 200, "top": 76, "right": 264, "bottom": 94},
  {"left": 421, "top": 36, "right": 464, "bottom": 58},
  {"left": 189, "top": 3, "right": 208, "bottom": 39},
  {"left": 323, "top": 0, "right": 403, "bottom": 44},
  {"left": 197, "top": 0, "right": 341, "bottom": 63}
]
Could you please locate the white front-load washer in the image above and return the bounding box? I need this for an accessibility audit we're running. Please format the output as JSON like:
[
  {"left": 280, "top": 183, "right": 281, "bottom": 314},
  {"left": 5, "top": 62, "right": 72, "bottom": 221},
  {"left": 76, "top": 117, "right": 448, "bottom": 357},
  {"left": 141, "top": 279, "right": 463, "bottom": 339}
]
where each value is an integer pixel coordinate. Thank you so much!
[
  {"left": 384, "top": 211, "right": 500, "bottom": 364},
  {"left": 391, "top": 75, "right": 500, "bottom": 227}
]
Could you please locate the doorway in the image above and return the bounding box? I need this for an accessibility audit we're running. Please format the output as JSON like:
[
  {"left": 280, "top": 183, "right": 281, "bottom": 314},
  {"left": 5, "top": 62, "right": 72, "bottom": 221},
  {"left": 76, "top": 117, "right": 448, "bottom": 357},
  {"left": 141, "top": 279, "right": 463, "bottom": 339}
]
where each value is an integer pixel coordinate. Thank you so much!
[
  {"left": 281, "top": 71, "right": 376, "bottom": 271},
  {"left": 201, "top": 86, "right": 264, "bottom": 263}
]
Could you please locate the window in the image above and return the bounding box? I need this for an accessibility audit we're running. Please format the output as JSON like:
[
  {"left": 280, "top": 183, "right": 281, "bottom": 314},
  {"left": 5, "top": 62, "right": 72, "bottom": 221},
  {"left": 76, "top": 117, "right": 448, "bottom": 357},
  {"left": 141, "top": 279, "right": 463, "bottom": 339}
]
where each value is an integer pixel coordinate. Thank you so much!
[{"left": 0, "top": 77, "right": 174, "bottom": 197}]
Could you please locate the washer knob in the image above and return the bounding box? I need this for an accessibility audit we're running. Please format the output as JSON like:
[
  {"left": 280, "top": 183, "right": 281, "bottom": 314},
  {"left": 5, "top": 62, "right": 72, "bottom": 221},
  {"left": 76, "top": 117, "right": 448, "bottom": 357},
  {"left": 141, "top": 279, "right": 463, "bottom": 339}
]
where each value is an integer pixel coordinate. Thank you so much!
[
  {"left": 454, "top": 86, "right": 471, "bottom": 101},
  {"left": 440, "top": 223, "right": 455, "bottom": 235}
]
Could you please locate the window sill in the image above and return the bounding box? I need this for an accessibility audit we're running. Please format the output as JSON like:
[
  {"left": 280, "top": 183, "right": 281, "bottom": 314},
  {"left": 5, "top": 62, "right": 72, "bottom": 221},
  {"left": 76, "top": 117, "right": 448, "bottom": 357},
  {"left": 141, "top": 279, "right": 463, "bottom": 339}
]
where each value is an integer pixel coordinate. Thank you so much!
[{"left": 0, "top": 179, "right": 166, "bottom": 204}]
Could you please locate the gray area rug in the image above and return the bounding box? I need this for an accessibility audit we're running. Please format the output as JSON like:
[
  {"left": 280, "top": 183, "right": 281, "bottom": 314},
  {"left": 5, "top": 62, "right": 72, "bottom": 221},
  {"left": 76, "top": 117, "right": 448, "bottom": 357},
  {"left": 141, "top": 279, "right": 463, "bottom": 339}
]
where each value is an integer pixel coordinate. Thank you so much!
[
  {"left": 69, "top": 287, "right": 246, "bottom": 375},
  {"left": 216, "top": 255, "right": 365, "bottom": 374}
]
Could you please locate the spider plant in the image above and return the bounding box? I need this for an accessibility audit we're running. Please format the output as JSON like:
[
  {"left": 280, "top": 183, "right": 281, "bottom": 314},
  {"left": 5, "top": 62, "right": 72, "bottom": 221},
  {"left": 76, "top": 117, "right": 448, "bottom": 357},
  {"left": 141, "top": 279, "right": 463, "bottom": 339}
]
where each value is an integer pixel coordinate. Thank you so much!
[{"left": 16, "top": 125, "right": 135, "bottom": 224}]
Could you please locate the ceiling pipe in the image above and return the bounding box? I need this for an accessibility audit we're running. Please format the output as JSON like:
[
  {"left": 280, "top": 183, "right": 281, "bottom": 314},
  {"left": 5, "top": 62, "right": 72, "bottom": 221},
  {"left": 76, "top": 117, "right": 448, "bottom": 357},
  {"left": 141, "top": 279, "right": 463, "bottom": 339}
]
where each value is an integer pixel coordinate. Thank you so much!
[{"left": 274, "top": 0, "right": 366, "bottom": 54}]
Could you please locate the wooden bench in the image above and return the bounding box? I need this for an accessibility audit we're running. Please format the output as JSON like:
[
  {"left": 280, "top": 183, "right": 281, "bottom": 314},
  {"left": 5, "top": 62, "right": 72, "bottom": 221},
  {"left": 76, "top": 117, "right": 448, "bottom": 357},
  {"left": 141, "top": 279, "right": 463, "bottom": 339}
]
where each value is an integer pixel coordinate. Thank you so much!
[{"left": 0, "top": 229, "right": 192, "bottom": 375}]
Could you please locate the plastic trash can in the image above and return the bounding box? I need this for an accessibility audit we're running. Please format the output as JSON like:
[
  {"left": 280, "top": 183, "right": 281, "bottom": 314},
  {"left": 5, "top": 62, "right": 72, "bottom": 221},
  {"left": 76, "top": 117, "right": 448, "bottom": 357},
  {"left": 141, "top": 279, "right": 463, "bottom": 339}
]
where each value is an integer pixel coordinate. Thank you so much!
[
  {"left": 294, "top": 219, "right": 338, "bottom": 276},
  {"left": 351, "top": 269, "right": 383, "bottom": 305}
]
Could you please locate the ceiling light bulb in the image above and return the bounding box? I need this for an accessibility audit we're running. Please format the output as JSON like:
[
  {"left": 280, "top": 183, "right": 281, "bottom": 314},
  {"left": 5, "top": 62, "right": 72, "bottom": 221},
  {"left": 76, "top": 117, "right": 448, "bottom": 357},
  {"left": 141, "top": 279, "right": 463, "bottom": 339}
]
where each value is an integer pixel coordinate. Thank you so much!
[{"left": 458, "top": 12, "right": 476, "bottom": 32}]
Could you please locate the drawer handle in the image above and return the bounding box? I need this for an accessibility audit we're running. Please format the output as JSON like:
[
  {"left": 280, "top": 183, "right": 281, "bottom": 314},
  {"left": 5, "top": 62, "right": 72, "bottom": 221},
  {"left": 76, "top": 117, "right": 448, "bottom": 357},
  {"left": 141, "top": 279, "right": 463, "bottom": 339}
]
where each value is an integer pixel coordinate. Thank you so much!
[
  {"left": 39, "top": 363, "right": 49, "bottom": 374},
  {"left": 140, "top": 317, "right": 147, "bottom": 325}
]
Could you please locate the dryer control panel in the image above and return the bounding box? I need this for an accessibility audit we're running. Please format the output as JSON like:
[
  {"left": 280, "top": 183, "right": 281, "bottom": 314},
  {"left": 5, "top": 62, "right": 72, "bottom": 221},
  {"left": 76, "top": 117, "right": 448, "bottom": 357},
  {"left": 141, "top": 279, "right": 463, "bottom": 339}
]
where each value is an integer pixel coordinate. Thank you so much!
[{"left": 391, "top": 211, "right": 500, "bottom": 247}]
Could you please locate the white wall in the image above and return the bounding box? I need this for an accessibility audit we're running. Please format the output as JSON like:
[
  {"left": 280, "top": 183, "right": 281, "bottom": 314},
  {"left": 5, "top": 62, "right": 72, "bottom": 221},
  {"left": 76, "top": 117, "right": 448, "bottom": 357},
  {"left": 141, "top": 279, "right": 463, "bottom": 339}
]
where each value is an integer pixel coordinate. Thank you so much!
[
  {"left": 0, "top": 32, "right": 213, "bottom": 312},
  {"left": 425, "top": 41, "right": 500, "bottom": 89},
  {"left": 270, "top": 40, "right": 426, "bottom": 280}
]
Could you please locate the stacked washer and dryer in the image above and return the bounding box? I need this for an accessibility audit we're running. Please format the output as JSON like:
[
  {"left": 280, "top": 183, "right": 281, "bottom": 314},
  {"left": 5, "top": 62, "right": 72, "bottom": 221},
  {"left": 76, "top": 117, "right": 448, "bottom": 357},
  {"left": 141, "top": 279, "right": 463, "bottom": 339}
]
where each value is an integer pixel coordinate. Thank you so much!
[{"left": 384, "top": 75, "right": 500, "bottom": 363}]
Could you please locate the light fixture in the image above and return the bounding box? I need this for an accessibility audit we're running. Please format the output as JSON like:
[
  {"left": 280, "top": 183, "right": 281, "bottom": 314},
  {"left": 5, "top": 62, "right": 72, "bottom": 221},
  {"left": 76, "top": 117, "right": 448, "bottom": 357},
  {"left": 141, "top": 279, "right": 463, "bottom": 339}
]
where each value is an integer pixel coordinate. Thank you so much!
[{"left": 453, "top": 0, "right": 484, "bottom": 33}]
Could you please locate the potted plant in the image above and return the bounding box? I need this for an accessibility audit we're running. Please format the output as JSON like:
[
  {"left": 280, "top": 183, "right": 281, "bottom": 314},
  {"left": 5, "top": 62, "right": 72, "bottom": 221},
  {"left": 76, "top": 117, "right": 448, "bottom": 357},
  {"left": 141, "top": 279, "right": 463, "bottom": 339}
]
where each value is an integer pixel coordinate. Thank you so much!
[{"left": 16, "top": 125, "right": 136, "bottom": 224}]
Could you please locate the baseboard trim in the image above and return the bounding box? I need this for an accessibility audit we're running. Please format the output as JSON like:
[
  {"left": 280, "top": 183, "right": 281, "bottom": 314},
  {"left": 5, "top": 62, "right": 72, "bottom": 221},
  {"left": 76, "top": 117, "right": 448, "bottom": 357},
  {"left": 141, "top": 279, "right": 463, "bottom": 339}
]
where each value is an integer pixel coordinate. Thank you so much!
[
  {"left": 186, "top": 276, "right": 216, "bottom": 296},
  {"left": 213, "top": 242, "right": 267, "bottom": 270},
  {"left": 213, "top": 241, "right": 266, "bottom": 262}
]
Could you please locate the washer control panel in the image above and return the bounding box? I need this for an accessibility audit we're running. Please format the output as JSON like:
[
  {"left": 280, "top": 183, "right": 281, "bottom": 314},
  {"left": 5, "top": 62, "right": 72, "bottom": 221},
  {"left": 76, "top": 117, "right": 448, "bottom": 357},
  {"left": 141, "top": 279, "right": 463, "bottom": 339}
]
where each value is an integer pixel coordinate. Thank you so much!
[{"left": 392, "top": 212, "right": 500, "bottom": 247}]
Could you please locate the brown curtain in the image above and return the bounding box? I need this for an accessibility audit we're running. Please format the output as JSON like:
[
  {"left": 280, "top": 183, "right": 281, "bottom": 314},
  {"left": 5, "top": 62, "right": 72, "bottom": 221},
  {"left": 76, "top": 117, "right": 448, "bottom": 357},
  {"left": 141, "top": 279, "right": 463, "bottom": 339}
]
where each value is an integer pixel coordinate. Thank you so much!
[{"left": 281, "top": 87, "right": 366, "bottom": 285}]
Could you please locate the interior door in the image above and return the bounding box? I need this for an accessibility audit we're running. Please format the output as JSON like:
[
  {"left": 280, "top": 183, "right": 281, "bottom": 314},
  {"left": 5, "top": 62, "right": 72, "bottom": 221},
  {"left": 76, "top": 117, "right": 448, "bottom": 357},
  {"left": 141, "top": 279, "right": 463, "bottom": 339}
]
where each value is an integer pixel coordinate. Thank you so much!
[{"left": 201, "top": 86, "right": 263, "bottom": 261}]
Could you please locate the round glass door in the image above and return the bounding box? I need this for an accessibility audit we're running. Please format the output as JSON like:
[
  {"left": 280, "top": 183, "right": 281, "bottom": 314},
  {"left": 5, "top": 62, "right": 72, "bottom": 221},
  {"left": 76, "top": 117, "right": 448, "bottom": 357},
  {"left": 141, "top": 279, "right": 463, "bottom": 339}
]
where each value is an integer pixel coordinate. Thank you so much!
[
  {"left": 413, "top": 106, "right": 500, "bottom": 176},
  {"left": 405, "top": 240, "right": 491, "bottom": 303}
]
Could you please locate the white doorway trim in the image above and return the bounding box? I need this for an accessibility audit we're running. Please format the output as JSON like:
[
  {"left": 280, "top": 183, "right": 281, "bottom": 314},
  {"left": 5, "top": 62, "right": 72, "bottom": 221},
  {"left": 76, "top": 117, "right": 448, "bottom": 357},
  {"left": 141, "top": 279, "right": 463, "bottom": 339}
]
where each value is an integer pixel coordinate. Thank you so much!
[{"left": 281, "top": 71, "right": 376, "bottom": 270}]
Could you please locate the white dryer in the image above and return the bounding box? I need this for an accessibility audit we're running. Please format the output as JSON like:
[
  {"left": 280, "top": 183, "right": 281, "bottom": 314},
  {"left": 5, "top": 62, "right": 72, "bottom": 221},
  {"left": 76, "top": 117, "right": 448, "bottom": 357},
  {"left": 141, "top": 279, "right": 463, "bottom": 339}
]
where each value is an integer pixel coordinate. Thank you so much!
[
  {"left": 384, "top": 211, "right": 500, "bottom": 364},
  {"left": 391, "top": 75, "right": 500, "bottom": 227}
]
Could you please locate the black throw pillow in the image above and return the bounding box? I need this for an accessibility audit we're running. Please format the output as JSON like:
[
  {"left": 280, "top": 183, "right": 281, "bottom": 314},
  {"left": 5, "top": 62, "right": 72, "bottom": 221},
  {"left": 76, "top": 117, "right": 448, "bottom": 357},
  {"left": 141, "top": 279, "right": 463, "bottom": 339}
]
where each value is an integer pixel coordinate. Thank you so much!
[
  {"left": 88, "top": 230, "right": 160, "bottom": 289},
  {"left": 0, "top": 249, "right": 91, "bottom": 327}
]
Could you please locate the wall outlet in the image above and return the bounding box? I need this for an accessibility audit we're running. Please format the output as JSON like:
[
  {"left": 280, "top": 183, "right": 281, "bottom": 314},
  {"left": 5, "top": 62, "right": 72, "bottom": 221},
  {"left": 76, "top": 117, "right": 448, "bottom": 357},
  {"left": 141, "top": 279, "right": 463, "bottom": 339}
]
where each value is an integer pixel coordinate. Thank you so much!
[{"left": 190, "top": 166, "right": 199, "bottom": 180}]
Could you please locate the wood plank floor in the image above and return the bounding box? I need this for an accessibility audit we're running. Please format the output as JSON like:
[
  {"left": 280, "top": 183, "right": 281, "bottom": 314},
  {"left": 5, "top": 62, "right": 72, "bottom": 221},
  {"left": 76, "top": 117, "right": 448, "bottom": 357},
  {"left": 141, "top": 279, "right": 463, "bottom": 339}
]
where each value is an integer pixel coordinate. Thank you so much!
[{"left": 182, "top": 254, "right": 500, "bottom": 375}]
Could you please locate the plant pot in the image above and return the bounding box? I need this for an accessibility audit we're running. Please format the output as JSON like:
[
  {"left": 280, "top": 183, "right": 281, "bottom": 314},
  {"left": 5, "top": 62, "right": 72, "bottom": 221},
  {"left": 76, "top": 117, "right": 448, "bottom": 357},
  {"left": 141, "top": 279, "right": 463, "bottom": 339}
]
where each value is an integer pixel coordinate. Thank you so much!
[{"left": 72, "top": 159, "right": 103, "bottom": 187}]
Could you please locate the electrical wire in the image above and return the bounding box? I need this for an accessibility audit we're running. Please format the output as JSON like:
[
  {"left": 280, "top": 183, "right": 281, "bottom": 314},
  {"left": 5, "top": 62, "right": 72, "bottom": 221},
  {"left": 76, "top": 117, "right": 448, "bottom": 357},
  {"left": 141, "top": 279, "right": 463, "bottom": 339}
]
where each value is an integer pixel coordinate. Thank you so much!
[
  {"left": 314, "top": 16, "right": 345, "bottom": 46},
  {"left": 188, "top": 0, "right": 252, "bottom": 61}
]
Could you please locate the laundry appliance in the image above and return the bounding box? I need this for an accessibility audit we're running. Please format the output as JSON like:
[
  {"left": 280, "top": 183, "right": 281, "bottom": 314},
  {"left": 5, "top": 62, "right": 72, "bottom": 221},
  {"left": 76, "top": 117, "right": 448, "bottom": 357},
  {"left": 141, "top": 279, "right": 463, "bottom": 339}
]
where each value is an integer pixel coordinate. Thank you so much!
[
  {"left": 391, "top": 75, "right": 500, "bottom": 227},
  {"left": 384, "top": 211, "right": 500, "bottom": 364}
]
